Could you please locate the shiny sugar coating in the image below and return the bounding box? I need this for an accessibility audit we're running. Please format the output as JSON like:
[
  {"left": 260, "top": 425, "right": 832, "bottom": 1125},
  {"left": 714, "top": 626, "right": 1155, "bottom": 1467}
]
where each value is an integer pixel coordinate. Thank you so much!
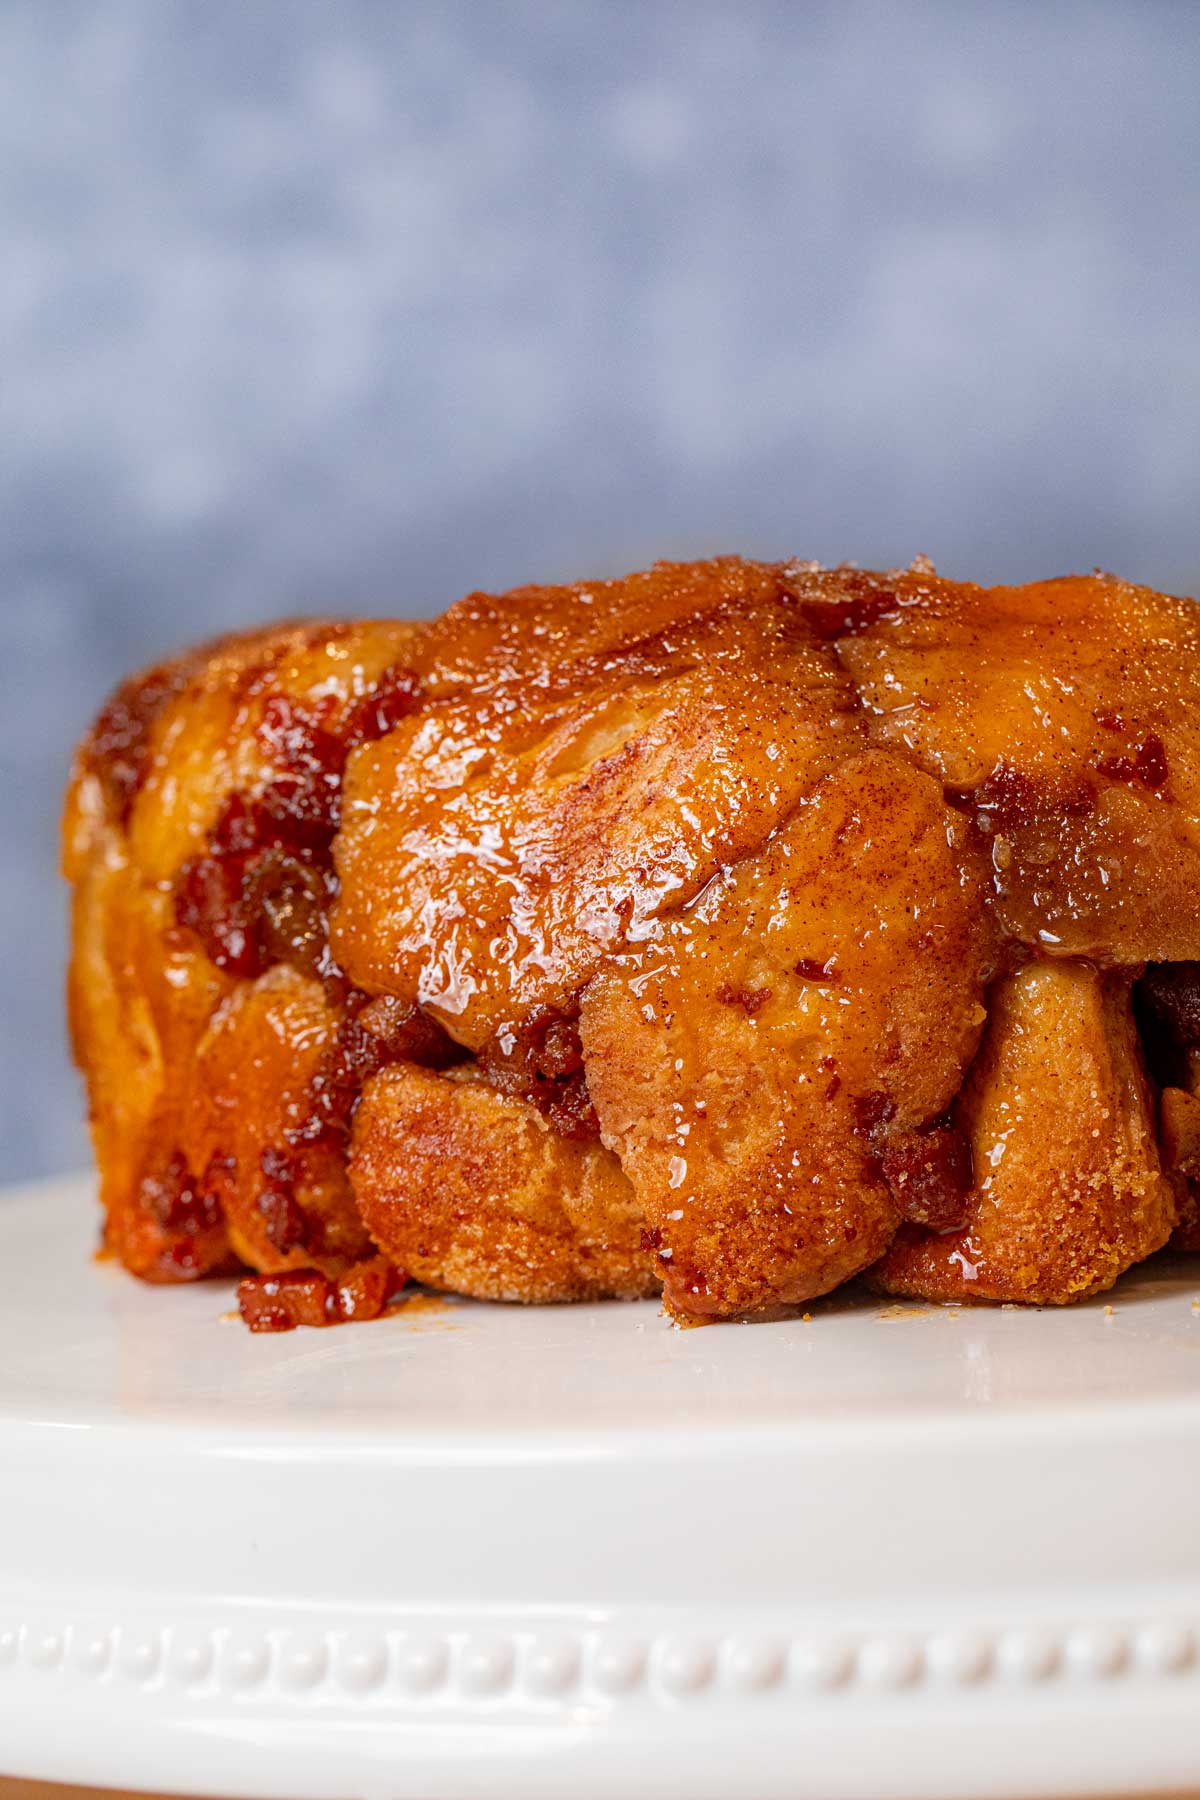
[{"left": 64, "top": 558, "right": 1200, "bottom": 1322}]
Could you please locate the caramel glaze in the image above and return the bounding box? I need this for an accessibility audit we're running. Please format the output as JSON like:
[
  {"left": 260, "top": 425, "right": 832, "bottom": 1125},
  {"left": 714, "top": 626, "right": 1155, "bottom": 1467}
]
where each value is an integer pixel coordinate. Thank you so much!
[{"left": 62, "top": 559, "right": 1200, "bottom": 1324}]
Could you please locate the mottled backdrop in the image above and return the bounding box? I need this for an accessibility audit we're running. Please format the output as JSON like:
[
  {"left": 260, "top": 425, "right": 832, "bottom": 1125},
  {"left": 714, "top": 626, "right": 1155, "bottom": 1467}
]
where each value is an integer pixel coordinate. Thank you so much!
[{"left": 4, "top": 0, "right": 1200, "bottom": 1180}]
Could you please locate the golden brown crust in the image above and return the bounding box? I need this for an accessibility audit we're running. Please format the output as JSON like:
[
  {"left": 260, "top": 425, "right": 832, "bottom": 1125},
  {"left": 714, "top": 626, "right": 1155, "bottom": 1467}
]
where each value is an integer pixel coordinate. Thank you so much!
[
  {"left": 580, "top": 752, "right": 997, "bottom": 1314},
  {"left": 350, "top": 1064, "right": 656, "bottom": 1303},
  {"left": 62, "top": 558, "right": 1200, "bottom": 1320},
  {"left": 65, "top": 800, "right": 237, "bottom": 1281}
]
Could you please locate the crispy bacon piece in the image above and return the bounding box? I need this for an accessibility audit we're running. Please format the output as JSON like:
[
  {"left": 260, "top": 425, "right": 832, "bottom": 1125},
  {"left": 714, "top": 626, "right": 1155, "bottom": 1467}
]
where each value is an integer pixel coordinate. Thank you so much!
[{"left": 238, "top": 1258, "right": 407, "bottom": 1333}]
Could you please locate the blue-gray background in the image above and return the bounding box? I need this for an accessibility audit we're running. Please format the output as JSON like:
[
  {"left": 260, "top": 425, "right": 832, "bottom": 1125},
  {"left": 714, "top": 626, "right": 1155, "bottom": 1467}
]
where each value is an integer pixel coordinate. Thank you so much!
[{"left": 4, "top": 0, "right": 1200, "bottom": 1182}]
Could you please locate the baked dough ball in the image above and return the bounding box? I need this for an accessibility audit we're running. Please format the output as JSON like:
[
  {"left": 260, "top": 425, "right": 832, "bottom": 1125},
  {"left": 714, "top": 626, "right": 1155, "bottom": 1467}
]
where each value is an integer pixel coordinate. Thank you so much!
[{"left": 350, "top": 1063, "right": 656, "bottom": 1303}]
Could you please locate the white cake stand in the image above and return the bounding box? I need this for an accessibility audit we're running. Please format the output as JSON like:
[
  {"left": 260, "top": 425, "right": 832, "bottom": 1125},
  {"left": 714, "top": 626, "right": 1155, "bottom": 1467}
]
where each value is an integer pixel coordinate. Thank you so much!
[{"left": 2, "top": 1174, "right": 1200, "bottom": 1800}]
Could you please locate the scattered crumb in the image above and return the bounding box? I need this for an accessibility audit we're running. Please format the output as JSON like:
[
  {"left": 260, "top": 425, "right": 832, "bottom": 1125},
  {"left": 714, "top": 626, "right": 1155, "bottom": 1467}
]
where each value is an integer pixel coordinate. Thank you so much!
[
  {"left": 387, "top": 1291, "right": 462, "bottom": 1332},
  {"left": 393, "top": 1291, "right": 451, "bottom": 1318},
  {"left": 802, "top": 1311, "right": 812, "bottom": 1322}
]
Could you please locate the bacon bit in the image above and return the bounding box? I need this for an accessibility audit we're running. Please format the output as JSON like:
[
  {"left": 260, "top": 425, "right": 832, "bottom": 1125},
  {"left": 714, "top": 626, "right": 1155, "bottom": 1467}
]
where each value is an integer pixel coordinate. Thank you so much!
[
  {"left": 1092, "top": 707, "right": 1169, "bottom": 791},
  {"left": 142, "top": 1148, "right": 222, "bottom": 1234},
  {"left": 130, "top": 1148, "right": 234, "bottom": 1283},
  {"left": 237, "top": 1257, "right": 407, "bottom": 1333},
  {"left": 256, "top": 692, "right": 342, "bottom": 771},
  {"left": 174, "top": 799, "right": 338, "bottom": 980},
  {"left": 291, "top": 991, "right": 463, "bottom": 1147},
  {"left": 794, "top": 958, "right": 838, "bottom": 982},
  {"left": 852, "top": 1091, "right": 897, "bottom": 1139},
  {"left": 257, "top": 1187, "right": 309, "bottom": 1253},
  {"left": 483, "top": 1005, "right": 586, "bottom": 1083},
  {"left": 211, "top": 782, "right": 337, "bottom": 861},
  {"left": 88, "top": 660, "right": 194, "bottom": 823},
  {"left": 343, "top": 665, "right": 423, "bottom": 748},
  {"left": 972, "top": 762, "right": 1038, "bottom": 826},
  {"left": 173, "top": 670, "right": 423, "bottom": 982},
  {"left": 355, "top": 993, "right": 463, "bottom": 1066},
  {"left": 533, "top": 1013, "right": 586, "bottom": 1080},
  {"left": 793, "top": 571, "right": 901, "bottom": 640},
  {"left": 336, "top": 1257, "right": 408, "bottom": 1321},
  {"left": 238, "top": 1267, "right": 331, "bottom": 1331},
  {"left": 153, "top": 1238, "right": 211, "bottom": 1278},
  {"left": 715, "top": 982, "right": 773, "bottom": 1015},
  {"left": 539, "top": 1072, "right": 601, "bottom": 1140},
  {"left": 881, "top": 1123, "right": 974, "bottom": 1232},
  {"left": 1139, "top": 736, "right": 1170, "bottom": 786},
  {"left": 256, "top": 858, "right": 330, "bottom": 978},
  {"left": 174, "top": 849, "right": 261, "bottom": 977},
  {"left": 478, "top": 1009, "right": 600, "bottom": 1141},
  {"left": 1093, "top": 713, "right": 1170, "bottom": 788},
  {"left": 972, "top": 759, "right": 1097, "bottom": 828},
  {"left": 251, "top": 1146, "right": 314, "bottom": 1252}
]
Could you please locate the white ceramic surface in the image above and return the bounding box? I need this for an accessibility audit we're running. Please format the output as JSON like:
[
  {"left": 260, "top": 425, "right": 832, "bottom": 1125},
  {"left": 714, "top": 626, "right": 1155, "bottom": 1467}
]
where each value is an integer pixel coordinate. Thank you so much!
[{"left": 2, "top": 1173, "right": 1200, "bottom": 1799}]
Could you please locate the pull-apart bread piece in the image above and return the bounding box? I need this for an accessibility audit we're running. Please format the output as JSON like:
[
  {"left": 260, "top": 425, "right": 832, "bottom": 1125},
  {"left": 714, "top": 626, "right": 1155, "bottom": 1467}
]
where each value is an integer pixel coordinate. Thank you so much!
[
  {"left": 63, "top": 558, "right": 1200, "bottom": 1325},
  {"left": 579, "top": 751, "right": 996, "bottom": 1315},
  {"left": 349, "top": 1064, "right": 651, "bottom": 1303},
  {"left": 874, "top": 961, "right": 1175, "bottom": 1304}
]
